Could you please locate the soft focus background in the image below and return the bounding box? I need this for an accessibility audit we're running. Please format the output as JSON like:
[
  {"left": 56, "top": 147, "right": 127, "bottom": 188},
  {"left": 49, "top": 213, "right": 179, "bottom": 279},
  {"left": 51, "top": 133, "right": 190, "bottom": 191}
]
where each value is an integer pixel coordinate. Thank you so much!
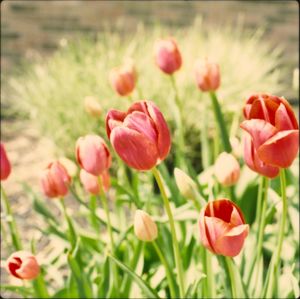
[{"left": 1, "top": 1, "right": 299, "bottom": 297}]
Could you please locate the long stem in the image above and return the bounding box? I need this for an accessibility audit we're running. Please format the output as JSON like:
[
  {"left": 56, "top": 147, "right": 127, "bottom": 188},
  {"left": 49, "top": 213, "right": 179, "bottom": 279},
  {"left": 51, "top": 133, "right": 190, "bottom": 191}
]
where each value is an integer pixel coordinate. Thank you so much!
[
  {"left": 209, "top": 91, "right": 232, "bottom": 153},
  {"left": 152, "top": 240, "right": 177, "bottom": 298},
  {"left": 225, "top": 257, "right": 237, "bottom": 298},
  {"left": 170, "top": 75, "right": 186, "bottom": 171},
  {"left": 0, "top": 185, "right": 22, "bottom": 250},
  {"left": 98, "top": 176, "right": 119, "bottom": 295},
  {"left": 205, "top": 250, "right": 216, "bottom": 298},
  {"left": 264, "top": 169, "right": 287, "bottom": 298},
  {"left": 152, "top": 167, "right": 185, "bottom": 298}
]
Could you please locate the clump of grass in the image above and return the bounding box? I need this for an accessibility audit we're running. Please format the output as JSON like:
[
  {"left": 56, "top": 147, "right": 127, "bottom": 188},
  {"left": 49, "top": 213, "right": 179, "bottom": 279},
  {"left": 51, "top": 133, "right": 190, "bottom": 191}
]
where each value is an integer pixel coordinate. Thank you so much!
[{"left": 5, "top": 17, "right": 286, "bottom": 160}]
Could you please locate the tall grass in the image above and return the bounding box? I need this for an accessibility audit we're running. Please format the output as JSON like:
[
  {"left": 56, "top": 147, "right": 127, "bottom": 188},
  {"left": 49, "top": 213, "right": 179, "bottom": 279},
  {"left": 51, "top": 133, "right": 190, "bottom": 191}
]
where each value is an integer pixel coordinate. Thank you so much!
[{"left": 5, "top": 17, "right": 286, "bottom": 160}]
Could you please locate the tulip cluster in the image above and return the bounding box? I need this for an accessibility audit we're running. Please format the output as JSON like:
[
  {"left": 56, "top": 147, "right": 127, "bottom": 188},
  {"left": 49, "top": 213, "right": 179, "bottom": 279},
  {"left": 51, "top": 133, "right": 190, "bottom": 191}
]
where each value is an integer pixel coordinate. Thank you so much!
[{"left": 1, "top": 34, "right": 299, "bottom": 299}]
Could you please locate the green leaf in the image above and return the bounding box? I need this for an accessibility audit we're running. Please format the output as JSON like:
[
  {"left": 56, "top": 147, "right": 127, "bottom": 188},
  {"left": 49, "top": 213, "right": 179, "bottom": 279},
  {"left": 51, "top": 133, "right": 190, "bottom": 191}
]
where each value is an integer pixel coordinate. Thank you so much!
[
  {"left": 0, "top": 285, "right": 33, "bottom": 296},
  {"left": 108, "top": 254, "right": 160, "bottom": 298}
]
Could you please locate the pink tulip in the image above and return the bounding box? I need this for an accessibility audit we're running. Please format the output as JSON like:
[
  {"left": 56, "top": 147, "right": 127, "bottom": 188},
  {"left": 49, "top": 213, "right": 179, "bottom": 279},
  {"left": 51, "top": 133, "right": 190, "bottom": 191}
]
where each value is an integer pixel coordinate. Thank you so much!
[
  {"left": 40, "top": 161, "right": 71, "bottom": 198},
  {"left": 199, "top": 199, "right": 249, "bottom": 257},
  {"left": 194, "top": 58, "right": 220, "bottom": 92},
  {"left": 79, "top": 169, "right": 110, "bottom": 195},
  {"left": 106, "top": 100, "right": 171, "bottom": 171},
  {"left": 6, "top": 251, "right": 40, "bottom": 280},
  {"left": 76, "top": 135, "right": 111, "bottom": 176},
  {"left": 154, "top": 38, "right": 182, "bottom": 75},
  {"left": 241, "top": 94, "right": 299, "bottom": 176},
  {"left": 0, "top": 143, "right": 11, "bottom": 181},
  {"left": 109, "top": 61, "right": 136, "bottom": 96}
]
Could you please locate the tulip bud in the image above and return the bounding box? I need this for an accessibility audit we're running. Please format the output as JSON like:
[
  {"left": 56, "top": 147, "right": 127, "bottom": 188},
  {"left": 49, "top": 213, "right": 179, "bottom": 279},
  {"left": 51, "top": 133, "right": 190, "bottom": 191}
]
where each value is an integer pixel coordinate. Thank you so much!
[
  {"left": 76, "top": 135, "right": 111, "bottom": 176},
  {"left": 109, "top": 61, "right": 136, "bottom": 96},
  {"left": 6, "top": 251, "right": 40, "bottom": 280},
  {"left": 134, "top": 210, "right": 158, "bottom": 242},
  {"left": 59, "top": 157, "right": 77, "bottom": 177},
  {"left": 194, "top": 58, "right": 220, "bottom": 92},
  {"left": 199, "top": 199, "right": 249, "bottom": 257},
  {"left": 79, "top": 169, "right": 110, "bottom": 195},
  {"left": 106, "top": 101, "right": 171, "bottom": 171},
  {"left": 214, "top": 152, "right": 240, "bottom": 187},
  {"left": 230, "top": 136, "right": 242, "bottom": 158},
  {"left": 174, "top": 168, "right": 197, "bottom": 200},
  {"left": 154, "top": 38, "right": 182, "bottom": 75},
  {"left": 0, "top": 143, "right": 11, "bottom": 181},
  {"left": 84, "top": 96, "right": 102, "bottom": 117},
  {"left": 40, "top": 161, "right": 71, "bottom": 198}
]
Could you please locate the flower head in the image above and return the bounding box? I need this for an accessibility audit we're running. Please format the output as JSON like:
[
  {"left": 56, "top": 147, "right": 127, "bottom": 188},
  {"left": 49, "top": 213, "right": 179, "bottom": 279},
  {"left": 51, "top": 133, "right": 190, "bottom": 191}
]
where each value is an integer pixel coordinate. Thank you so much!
[{"left": 0, "top": 143, "right": 11, "bottom": 181}]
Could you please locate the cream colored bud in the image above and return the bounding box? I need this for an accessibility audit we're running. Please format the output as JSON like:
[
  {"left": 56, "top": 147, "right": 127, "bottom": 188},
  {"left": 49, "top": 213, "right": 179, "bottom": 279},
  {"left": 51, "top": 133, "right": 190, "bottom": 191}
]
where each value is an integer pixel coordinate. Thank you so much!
[
  {"left": 230, "top": 136, "right": 242, "bottom": 158},
  {"left": 174, "top": 168, "right": 197, "bottom": 200},
  {"left": 214, "top": 152, "right": 240, "bottom": 187},
  {"left": 58, "top": 157, "right": 78, "bottom": 177},
  {"left": 84, "top": 96, "right": 102, "bottom": 117},
  {"left": 134, "top": 210, "right": 157, "bottom": 242}
]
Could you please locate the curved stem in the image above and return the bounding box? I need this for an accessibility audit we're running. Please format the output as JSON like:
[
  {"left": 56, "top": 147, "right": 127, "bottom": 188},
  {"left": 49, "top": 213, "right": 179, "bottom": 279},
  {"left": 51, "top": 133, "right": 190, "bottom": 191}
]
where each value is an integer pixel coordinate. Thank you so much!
[
  {"left": 152, "top": 240, "right": 177, "bottom": 298},
  {"left": 264, "top": 169, "right": 287, "bottom": 298},
  {"left": 209, "top": 91, "right": 232, "bottom": 153},
  {"left": 0, "top": 184, "right": 22, "bottom": 250},
  {"left": 225, "top": 257, "right": 237, "bottom": 298},
  {"left": 152, "top": 167, "right": 185, "bottom": 298}
]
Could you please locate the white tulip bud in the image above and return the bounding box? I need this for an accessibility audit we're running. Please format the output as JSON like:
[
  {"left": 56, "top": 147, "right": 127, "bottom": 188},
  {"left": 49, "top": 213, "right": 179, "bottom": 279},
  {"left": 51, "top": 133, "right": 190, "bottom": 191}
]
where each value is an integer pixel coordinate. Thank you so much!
[{"left": 134, "top": 210, "right": 158, "bottom": 242}]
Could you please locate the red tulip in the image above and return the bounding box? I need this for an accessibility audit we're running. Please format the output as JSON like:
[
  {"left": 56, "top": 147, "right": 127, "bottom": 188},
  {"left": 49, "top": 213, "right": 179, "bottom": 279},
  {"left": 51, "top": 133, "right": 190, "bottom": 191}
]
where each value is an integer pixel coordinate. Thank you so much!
[
  {"left": 241, "top": 94, "right": 299, "bottom": 175},
  {"left": 79, "top": 169, "right": 110, "bottom": 195},
  {"left": 194, "top": 58, "right": 220, "bottom": 92},
  {"left": 76, "top": 135, "right": 111, "bottom": 176},
  {"left": 106, "top": 100, "right": 171, "bottom": 171},
  {"left": 109, "top": 61, "right": 136, "bottom": 96},
  {"left": 154, "top": 38, "right": 182, "bottom": 75},
  {"left": 0, "top": 143, "right": 11, "bottom": 181},
  {"left": 40, "top": 161, "right": 71, "bottom": 198},
  {"left": 6, "top": 251, "right": 40, "bottom": 280},
  {"left": 199, "top": 199, "right": 249, "bottom": 257}
]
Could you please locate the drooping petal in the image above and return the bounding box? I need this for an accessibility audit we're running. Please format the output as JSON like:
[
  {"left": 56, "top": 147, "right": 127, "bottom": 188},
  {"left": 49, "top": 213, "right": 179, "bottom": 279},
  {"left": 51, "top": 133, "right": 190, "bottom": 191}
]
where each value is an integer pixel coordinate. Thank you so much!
[
  {"left": 110, "top": 126, "right": 159, "bottom": 171},
  {"left": 240, "top": 119, "right": 277, "bottom": 150},
  {"left": 145, "top": 101, "right": 171, "bottom": 161},
  {"left": 215, "top": 224, "right": 249, "bottom": 257},
  {"left": 258, "top": 130, "right": 299, "bottom": 168},
  {"left": 243, "top": 135, "right": 279, "bottom": 178},
  {"left": 275, "top": 103, "right": 296, "bottom": 131},
  {"left": 106, "top": 109, "right": 127, "bottom": 138}
]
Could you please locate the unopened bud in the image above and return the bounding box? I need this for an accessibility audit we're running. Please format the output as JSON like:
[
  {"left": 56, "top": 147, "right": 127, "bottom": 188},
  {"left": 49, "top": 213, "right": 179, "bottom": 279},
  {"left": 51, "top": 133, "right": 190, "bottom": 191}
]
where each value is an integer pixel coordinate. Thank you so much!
[
  {"left": 174, "top": 168, "right": 197, "bottom": 200},
  {"left": 84, "top": 96, "right": 102, "bottom": 117},
  {"left": 134, "top": 210, "right": 157, "bottom": 242}
]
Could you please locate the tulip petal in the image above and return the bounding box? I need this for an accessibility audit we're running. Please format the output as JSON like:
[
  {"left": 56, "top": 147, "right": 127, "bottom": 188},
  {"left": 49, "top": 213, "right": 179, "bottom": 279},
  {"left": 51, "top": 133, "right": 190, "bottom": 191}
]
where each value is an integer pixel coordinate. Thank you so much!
[
  {"left": 279, "top": 97, "right": 299, "bottom": 129},
  {"left": 204, "top": 217, "right": 232, "bottom": 254},
  {"left": 243, "top": 135, "right": 279, "bottom": 178},
  {"left": 249, "top": 97, "right": 271, "bottom": 123},
  {"left": 106, "top": 109, "right": 127, "bottom": 138},
  {"left": 15, "top": 257, "right": 40, "bottom": 280},
  {"left": 123, "top": 111, "right": 158, "bottom": 145},
  {"left": 145, "top": 101, "right": 171, "bottom": 161},
  {"left": 110, "top": 126, "right": 159, "bottom": 170},
  {"left": 258, "top": 130, "right": 299, "bottom": 168},
  {"left": 205, "top": 199, "right": 233, "bottom": 223},
  {"left": 240, "top": 119, "right": 277, "bottom": 149},
  {"left": 275, "top": 103, "right": 295, "bottom": 131},
  {"left": 215, "top": 224, "right": 249, "bottom": 257},
  {"left": 199, "top": 208, "right": 213, "bottom": 252}
]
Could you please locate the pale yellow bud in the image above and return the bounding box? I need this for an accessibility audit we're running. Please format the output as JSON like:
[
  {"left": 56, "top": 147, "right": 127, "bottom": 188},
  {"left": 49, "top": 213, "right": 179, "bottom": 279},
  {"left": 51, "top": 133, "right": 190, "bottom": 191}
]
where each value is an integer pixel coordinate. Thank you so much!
[
  {"left": 174, "top": 168, "right": 197, "bottom": 200},
  {"left": 58, "top": 157, "right": 78, "bottom": 177},
  {"left": 230, "top": 136, "right": 242, "bottom": 158},
  {"left": 84, "top": 96, "right": 102, "bottom": 117},
  {"left": 134, "top": 210, "right": 157, "bottom": 242},
  {"left": 214, "top": 152, "right": 240, "bottom": 187}
]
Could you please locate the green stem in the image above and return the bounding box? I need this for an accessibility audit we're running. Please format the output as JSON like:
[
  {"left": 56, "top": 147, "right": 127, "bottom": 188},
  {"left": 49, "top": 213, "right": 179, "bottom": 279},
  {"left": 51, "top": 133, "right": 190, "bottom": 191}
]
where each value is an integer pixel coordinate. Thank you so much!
[
  {"left": 200, "top": 103, "right": 211, "bottom": 169},
  {"left": 205, "top": 250, "right": 216, "bottom": 298},
  {"left": 152, "top": 240, "right": 177, "bottom": 298},
  {"left": 209, "top": 91, "right": 232, "bottom": 153},
  {"left": 225, "top": 257, "right": 237, "bottom": 298},
  {"left": 152, "top": 167, "right": 185, "bottom": 298},
  {"left": 98, "top": 176, "right": 119, "bottom": 294},
  {"left": 170, "top": 75, "right": 186, "bottom": 170},
  {"left": 245, "top": 176, "right": 265, "bottom": 286},
  {"left": 264, "top": 169, "right": 287, "bottom": 298},
  {"left": 0, "top": 185, "right": 22, "bottom": 250}
]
